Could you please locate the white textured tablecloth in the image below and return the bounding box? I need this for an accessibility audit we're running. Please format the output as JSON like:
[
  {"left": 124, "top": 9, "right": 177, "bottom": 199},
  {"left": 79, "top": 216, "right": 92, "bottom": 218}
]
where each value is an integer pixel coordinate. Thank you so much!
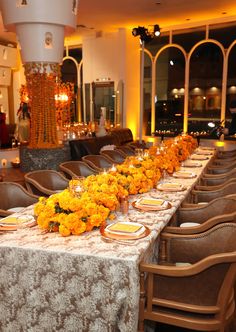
[{"left": 0, "top": 155, "right": 212, "bottom": 332}]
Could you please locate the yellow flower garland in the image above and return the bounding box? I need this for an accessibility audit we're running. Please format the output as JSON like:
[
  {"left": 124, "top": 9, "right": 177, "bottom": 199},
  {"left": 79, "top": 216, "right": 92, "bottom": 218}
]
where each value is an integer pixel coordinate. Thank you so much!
[{"left": 34, "top": 135, "right": 197, "bottom": 236}]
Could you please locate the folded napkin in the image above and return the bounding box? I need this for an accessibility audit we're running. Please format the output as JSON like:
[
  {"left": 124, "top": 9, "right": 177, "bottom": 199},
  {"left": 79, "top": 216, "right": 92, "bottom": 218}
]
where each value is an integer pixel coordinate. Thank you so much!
[
  {"left": 191, "top": 155, "right": 208, "bottom": 160},
  {"left": 173, "top": 171, "right": 195, "bottom": 178},
  {"left": 159, "top": 182, "right": 182, "bottom": 190},
  {"left": 136, "top": 198, "right": 167, "bottom": 208},
  {"left": 106, "top": 222, "right": 145, "bottom": 236}
]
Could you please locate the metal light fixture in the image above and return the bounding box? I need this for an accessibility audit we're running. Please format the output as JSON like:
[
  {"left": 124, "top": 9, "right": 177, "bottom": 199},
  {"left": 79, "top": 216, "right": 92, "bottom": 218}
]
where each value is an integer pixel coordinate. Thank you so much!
[
  {"left": 154, "top": 24, "right": 161, "bottom": 37},
  {"left": 132, "top": 24, "right": 161, "bottom": 44}
]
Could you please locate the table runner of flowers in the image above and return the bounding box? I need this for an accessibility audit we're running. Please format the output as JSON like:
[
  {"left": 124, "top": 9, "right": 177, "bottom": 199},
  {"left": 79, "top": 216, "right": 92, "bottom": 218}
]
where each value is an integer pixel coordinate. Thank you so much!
[{"left": 34, "top": 135, "right": 197, "bottom": 236}]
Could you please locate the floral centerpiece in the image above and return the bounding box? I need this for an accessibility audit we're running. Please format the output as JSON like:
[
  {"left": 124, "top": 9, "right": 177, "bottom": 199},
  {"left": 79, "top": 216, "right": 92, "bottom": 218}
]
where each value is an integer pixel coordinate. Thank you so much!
[{"left": 34, "top": 134, "right": 197, "bottom": 236}]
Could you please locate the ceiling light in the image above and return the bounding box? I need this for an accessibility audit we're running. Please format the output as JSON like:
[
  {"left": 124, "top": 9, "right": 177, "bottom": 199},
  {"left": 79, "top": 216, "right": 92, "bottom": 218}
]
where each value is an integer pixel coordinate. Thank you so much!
[
  {"left": 154, "top": 24, "right": 161, "bottom": 37},
  {"left": 132, "top": 26, "right": 147, "bottom": 37},
  {"left": 170, "top": 60, "right": 174, "bottom": 66},
  {"left": 132, "top": 24, "right": 161, "bottom": 44}
]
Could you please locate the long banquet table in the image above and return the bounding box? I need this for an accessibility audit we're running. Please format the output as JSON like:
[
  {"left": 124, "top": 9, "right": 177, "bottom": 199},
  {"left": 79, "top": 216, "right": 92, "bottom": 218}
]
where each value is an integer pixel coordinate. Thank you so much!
[{"left": 0, "top": 151, "right": 214, "bottom": 332}]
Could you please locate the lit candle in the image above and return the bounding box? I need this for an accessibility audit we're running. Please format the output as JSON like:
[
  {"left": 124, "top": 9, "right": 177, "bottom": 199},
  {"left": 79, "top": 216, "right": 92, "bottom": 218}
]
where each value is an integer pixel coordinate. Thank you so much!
[
  {"left": 91, "top": 122, "right": 95, "bottom": 132},
  {"left": 110, "top": 164, "right": 117, "bottom": 172},
  {"left": 1, "top": 159, "right": 7, "bottom": 167}
]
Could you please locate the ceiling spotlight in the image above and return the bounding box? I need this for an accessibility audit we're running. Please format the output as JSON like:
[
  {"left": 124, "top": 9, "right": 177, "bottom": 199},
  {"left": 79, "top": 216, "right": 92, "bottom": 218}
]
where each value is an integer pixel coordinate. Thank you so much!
[
  {"left": 154, "top": 24, "right": 161, "bottom": 37},
  {"left": 132, "top": 26, "right": 147, "bottom": 37},
  {"left": 132, "top": 24, "right": 161, "bottom": 44}
]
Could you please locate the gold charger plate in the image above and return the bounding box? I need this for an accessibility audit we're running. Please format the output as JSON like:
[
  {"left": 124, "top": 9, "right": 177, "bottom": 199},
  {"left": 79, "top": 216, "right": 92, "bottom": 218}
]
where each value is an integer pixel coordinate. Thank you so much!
[
  {"left": 190, "top": 155, "right": 209, "bottom": 161},
  {"left": 0, "top": 215, "right": 36, "bottom": 231},
  {"left": 182, "top": 161, "right": 202, "bottom": 168},
  {"left": 156, "top": 182, "right": 186, "bottom": 192},
  {"left": 132, "top": 200, "right": 172, "bottom": 212},
  {"left": 172, "top": 171, "right": 196, "bottom": 179},
  {"left": 100, "top": 223, "right": 150, "bottom": 241}
]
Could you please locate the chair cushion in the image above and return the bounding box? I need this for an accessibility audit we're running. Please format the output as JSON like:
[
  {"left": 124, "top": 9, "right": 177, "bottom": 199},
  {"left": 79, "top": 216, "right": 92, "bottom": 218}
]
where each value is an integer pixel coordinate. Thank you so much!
[{"left": 180, "top": 222, "right": 200, "bottom": 227}]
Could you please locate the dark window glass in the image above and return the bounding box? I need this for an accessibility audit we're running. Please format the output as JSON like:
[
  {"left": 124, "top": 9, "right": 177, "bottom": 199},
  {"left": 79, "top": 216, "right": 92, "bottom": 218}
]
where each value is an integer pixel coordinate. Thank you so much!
[
  {"left": 209, "top": 22, "right": 236, "bottom": 48},
  {"left": 145, "top": 34, "right": 169, "bottom": 56},
  {"left": 172, "top": 27, "right": 205, "bottom": 52},
  {"left": 68, "top": 47, "right": 82, "bottom": 63},
  {"left": 226, "top": 44, "right": 236, "bottom": 130},
  {"left": 143, "top": 54, "right": 152, "bottom": 135},
  {"left": 155, "top": 47, "right": 185, "bottom": 134},
  {"left": 189, "top": 43, "right": 223, "bottom": 133}
]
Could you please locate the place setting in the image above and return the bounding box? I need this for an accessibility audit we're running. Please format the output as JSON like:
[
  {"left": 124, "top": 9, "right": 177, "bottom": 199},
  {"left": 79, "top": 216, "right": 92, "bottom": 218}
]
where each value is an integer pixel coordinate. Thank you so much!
[
  {"left": 156, "top": 181, "right": 186, "bottom": 192},
  {"left": 100, "top": 220, "right": 151, "bottom": 244},
  {"left": 190, "top": 154, "right": 210, "bottom": 161},
  {"left": 132, "top": 197, "right": 172, "bottom": 212},
  {"left": 172, "top": 170, "right": 197, "bottom": 179},
  {"left": 0, "top": 214, "right": 36, "bottom": 232},
  {"left": 180, "top": 160, "right": 202, "bottom": 168}
]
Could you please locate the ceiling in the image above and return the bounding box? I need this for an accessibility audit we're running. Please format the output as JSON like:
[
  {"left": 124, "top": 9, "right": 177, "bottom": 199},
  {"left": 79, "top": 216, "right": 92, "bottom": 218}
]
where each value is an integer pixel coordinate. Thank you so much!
[{"left": 1, "top": 0, "right": 236, "bottom": 46}]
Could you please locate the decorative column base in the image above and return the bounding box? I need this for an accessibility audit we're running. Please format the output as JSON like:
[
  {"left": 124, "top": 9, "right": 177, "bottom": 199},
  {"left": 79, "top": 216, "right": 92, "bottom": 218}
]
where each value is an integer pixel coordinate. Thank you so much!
[{"left": 19, "top": 144, "right": 71, "bottom": 172}]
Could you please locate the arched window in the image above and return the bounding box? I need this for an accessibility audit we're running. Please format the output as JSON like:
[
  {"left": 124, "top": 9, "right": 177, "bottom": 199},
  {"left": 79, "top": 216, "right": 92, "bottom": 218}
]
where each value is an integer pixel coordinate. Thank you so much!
[
  {"left": 155, "top": 46, "right": 186, "bottom": 133},
  {"left": 226, "top": 43, "right": 236, "bottom": 128},
  {"left": 188, "top": 42, "right": 224, "bottom": 133}
]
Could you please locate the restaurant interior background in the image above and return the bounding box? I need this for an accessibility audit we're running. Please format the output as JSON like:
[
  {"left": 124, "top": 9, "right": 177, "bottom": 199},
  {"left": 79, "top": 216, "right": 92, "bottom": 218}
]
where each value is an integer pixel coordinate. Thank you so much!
[{"left": 1, "top": 0, "right": 236, "bottom": 145}]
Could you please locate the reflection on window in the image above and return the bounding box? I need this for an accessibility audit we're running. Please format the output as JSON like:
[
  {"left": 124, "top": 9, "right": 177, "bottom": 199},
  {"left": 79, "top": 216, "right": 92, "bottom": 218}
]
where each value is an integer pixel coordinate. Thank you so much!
[
  {"left": 189, "top": 43, "right": 223, "bottom": 132},
  {"left": 143, "top": 54, "right": 152, "bottom": 135},
  {"left": 155, "top": 47, "right": 185, "bottom": 134},
  {"left": 226, "top": 44, "right": 236, "bottom": 129}
]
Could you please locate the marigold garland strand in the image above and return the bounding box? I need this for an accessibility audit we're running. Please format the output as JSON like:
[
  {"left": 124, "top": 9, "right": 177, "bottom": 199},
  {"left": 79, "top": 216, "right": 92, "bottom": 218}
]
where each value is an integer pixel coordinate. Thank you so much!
[{"left": 24, "top": 62, "right": 60, "bottom": 149}]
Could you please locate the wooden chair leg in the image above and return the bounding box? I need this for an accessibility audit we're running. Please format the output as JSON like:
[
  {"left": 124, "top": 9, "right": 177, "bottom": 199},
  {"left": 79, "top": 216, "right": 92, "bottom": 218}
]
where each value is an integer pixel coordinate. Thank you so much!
[
  {"left": 138, "top": 271, "right": 145, "bottom": 332},
  {"left": 159, "top": 238, "right": 167, "bottom": 264}
]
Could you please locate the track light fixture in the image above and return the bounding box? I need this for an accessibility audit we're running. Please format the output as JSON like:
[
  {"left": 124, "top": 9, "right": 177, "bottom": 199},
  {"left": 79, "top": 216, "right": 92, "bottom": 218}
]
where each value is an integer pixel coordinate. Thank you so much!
[
  {"left": 154, "top": 24, "right": 161, "bottom": 37},
  {"left": 132, "top": 24, "right": 161, "bottom": 44}
]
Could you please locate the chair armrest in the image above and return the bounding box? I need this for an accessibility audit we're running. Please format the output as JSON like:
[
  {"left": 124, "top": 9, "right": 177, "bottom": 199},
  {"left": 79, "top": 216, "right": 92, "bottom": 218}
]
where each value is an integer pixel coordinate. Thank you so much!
[
  {"left": 0, "top": 209, "right": 13, "bottom": 217},
  {"left": 163, "top": 211, "right": 236, "bottom": 235},
  {"left": 140, "top": 252, "right": 236, "bottom": 276}
]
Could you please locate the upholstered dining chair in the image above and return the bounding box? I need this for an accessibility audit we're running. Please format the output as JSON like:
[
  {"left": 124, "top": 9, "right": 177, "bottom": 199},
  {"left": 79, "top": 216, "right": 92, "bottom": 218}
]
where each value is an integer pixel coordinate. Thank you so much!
[
  {"left": 190, "top": 181, "right": 236, "bottom": 203},
  {"left": 0, "top": 182, "right": 39, "bottom": 217},
  {"left": 100, "top": 149, "right": 126, "bottom": 164},
  {"left": 211, "top": 155, "right": 236, "bottom": 166},
  {"left": 169, "top": 195, "right": 236, "bottom": 229},
  {"left": 195, "top": 177, "right": 236, "bottom": 191},
  {"left": 82, "top": 154, "right": 114, "bottom": 172},
  {"left": 200, "top": 168, "right": 236, "bottom": 186},
  {"left": 24, "top": 170, "right": 69, "bottom": 197},
  {"left": 59, "top": 161, "right": 98, "bottom": 179},
  {"left": 216, "top": 148, "right": 236, "bottom": 159},
  {"left": 206, "top": 162, "right": 236, "bottom": 175},
  {"left": 115, "top": 146, "right": 135, "bottom": 156},
  {"left": 138, "top": 222, "right": 236, "bottom": 332}
]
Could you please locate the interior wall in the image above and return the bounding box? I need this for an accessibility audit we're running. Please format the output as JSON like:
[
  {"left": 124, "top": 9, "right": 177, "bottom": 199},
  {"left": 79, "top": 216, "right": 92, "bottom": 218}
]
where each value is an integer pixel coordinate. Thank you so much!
[{"left": 82, "top": 28, "right": 140, "bottom": 139}]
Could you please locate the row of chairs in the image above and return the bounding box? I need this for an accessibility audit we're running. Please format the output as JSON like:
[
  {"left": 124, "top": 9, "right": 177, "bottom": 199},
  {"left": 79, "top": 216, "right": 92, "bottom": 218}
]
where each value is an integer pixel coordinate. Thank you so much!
[
  {"left": 138, "top": 147, "right": 236, "bottom": 331},
  {"left": 0, "top": 147, "right": 135, "bottom": 216}
]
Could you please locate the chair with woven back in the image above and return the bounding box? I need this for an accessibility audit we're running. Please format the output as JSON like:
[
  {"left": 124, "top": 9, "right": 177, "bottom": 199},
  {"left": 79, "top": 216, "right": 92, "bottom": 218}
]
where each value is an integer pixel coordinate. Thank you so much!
[
  {"left": 24, "top": 170, "right": 69, "bottom": 197},
  {"left": 195, "top": 177, "right": 236, "bottom": 191},
  {"left": 59, "top": 161, "right": 98, "bottom": 179},
  {"left": 169, "top": 194, "right": 236, "bottom": 228},
  {"left": 100, "top": 149, "right": 126, "bottom": 164},
  {"left": 216, "top": 148, "right": 236, "bottom": 159},
  {"left": 200, "top": 168, "right": 236, "bottom": 186},
  {"left": 82, "top": 154, "right": 114, "bottom": 172},
  {"left": 139, "top": 222, "right": 236, "bottom": 332},
  {"left": 211, "top": 155, "right": 236, "bottom": 166},
  {"left": 115, "top": 146, "right": 135, "bottom": 156},
  {"left": 0, "top": 182, "right": 39, "bottom": 217},
  {"left": 206, "top": 161, "right": 236, "bottom": 175},
  {"left": 189, "top": 181, "right": 236, "bottom": 203}
]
